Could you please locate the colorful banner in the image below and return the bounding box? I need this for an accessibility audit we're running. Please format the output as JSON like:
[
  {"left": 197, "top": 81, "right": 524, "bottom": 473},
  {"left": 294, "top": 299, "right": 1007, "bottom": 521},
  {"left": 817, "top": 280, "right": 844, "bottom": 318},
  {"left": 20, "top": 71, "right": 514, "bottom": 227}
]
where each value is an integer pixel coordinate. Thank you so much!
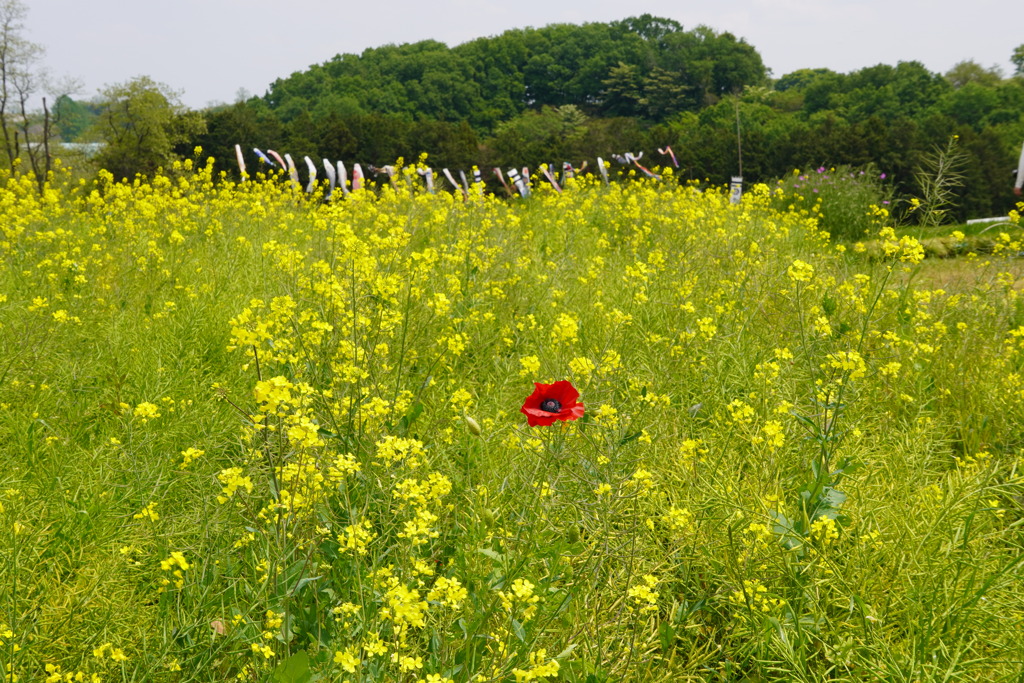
[
  {"left": 267, "top": 150, "right": 287, "bottom": 172},
  {"left": 507, "top": 168, "right": 529, "bottom": 198},
  {"left": 322, "top": 159, "right": 337, "bottom": 199},
  {"left": 657, "top": 146, "right": 679, "bottom": 168},
  {"left": 417, "top": 167, "right": 434, "bottom": 193},
  {"left": 304, "top": 156, "right": 317, "bottom": 193},
  {"left": 253, "top": 149, "right": 276, "bottom": 168},
  {"left": 561, "top": 162, "right": 575, "bottom": 185},
  {"left": 442, "top": 168, "right": 466, "bottom": 199},
  {"left": 1016, "top": 141, "right": 1024, "bottom": 194},
  {"left": 625, "top": 152, "right": 660, "bottom": 180},
  {"left": 540, "top": 164, "right": 561, "bottom": 193},
  {"left": 284, "top": 154, "right": 300, "bottom": 188},
  {"left": 234, "top": 144, "right": 247, "bottom": 181},
  {"left": 337, "top": 162, "right": 349, "bottom": 196},
  {"left": 493, "top": 168, "right": 512, "bottom": 197},
  {"left": 236, "top": 144, "right": 708, "bottom": 199}
]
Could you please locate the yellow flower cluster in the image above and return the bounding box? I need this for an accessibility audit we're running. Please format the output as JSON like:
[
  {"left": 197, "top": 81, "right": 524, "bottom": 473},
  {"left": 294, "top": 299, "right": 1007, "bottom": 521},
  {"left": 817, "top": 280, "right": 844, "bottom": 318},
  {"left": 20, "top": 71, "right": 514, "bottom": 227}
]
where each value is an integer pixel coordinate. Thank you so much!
[
  {"left": 787, "top": 259, "right": 815, "bottom": 283},
  {"left": 178, "top": 447, "right": 204, "bottom": 469},
  {"left": 216, "top": 467, "right": 254, "bottom": 504},
  {"left": 158, "top": 551, "right": 190, "bottom": 590},
  {"left": 498, "top": 578, "right": 541, "bottom": 622},
  {"left": 44, "top": 665, "right": 102, "bottom": 683},
  {"left": 132, "top": 502, "right": 159, "bottom": 522},
  {"left": 626, "top": 574, "right": 660, "bottom": 613},
  {"left": 512, "top": 649, "right": 561, "bottom": 682},
  {"left": 810, "top": 516, "right": 840, "bottom": 546},
  {"left": 132, "top": 402, "right": 160, "bottom": 422},
  {"left": 728, "top": 578, "right": 786, "bottom": 615}
]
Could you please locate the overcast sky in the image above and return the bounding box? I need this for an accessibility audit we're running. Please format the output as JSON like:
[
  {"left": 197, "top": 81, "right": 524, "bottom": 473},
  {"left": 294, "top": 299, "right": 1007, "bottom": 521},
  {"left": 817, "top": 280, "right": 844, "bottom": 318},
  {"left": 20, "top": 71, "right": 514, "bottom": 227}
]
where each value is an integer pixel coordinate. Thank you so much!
[{"left": 22, "top": 0, "right": 1021, "bottom": 109}]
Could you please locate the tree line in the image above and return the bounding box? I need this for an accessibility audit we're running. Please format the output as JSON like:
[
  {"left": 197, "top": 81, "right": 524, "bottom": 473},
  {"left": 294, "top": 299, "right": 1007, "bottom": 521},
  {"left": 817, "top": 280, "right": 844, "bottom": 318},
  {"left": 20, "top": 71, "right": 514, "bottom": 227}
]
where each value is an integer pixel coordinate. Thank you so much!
[
  {"left": 11, "top": 7, "right": 1024, "bottom": 221},
  {"left": 190, "top": 28, "right": 1024, "bottom": 220}
]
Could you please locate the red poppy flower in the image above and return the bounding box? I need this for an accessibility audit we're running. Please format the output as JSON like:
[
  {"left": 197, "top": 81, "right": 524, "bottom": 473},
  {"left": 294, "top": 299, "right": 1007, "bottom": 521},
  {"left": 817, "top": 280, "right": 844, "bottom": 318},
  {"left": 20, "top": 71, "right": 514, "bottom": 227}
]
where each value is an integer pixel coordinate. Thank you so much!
[{"left": 521, "top": 380, "right": 585, "bottom": 427}]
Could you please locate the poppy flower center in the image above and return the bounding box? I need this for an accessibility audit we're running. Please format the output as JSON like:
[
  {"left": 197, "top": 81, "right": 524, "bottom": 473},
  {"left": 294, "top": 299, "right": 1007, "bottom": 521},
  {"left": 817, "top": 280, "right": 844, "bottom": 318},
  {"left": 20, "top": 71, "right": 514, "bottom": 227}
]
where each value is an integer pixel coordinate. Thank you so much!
[{"left": 539, "top": 398, "right": 562, "bottom": 413}]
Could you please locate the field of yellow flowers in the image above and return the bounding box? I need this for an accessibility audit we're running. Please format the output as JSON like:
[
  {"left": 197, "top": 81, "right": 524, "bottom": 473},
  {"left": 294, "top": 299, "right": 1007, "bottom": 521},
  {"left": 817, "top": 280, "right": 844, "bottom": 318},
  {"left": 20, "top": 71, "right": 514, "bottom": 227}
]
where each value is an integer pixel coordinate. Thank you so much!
[{"left": 2, "top": 159, "right": 1024, "bottom": 682}]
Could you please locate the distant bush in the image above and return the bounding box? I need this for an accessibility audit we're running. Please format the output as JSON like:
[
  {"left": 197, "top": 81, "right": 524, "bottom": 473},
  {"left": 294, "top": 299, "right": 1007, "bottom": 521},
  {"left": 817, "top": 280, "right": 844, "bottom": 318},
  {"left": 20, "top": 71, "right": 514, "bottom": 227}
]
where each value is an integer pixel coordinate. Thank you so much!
[{"left": 774, "top": 165, "right": 893, "bottom": 241}]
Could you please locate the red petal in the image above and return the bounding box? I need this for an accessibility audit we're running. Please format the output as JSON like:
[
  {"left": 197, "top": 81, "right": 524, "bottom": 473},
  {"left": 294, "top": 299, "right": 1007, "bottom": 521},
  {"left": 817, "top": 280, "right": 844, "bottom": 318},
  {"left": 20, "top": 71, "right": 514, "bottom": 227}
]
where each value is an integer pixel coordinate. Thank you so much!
[
  {"left": 521, "top": 380, "right": 583, "bottom": 427},
  {"left": 546, "top": 380, "right": 579, "bottom": 404}
]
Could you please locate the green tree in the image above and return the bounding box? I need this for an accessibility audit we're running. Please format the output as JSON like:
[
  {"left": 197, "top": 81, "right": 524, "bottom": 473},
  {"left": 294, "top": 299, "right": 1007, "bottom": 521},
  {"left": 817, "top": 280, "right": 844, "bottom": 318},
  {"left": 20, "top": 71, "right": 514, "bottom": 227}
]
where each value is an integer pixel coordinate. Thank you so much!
[
  {"left": 51, "top": 94, "right": 98, "bottom": 141},
  {"left": 775, "top": 68, "right": 838, "bottom": 92},
  {"left": 601, "top": 62, "right": 645, "bottom": 117},
  {"left": 656, "top": 26, "right": 766, "bottom": 109},
  {"left": 488, "top": 105, "right": 589, "bottom": 168},
  {"left": 944, "top": 60, "right": 1003, "bottom": 89},
  {"left": 1012, "top": 44, "right": 1024, "bottom": 76},
  {"left": 455, "top": 31, "right": 528, "bottom": 128},
  {"left": 255, "top": 17, "right": 765, "bottom": 131},
  {"left": 936, "top": 82, "right": 1000, "bottom": 130},
  {"left": 91, "top": 76, "right": 205, "bottom": 180},
  {"left": 613, "top": 14, "right": 683, "bottom": 41}
]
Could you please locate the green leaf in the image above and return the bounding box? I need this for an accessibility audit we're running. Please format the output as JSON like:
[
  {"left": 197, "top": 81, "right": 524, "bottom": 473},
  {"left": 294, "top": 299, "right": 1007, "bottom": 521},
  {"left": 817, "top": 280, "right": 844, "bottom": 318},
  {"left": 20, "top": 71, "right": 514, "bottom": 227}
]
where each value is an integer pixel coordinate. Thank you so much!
[
  {"left": 478, "top": 548, "right": 505, "bottom": 562},
  {"left": 770, "top": 509, "right": 805, "bottom": 550},
  {"left": 658, "top": 621, "right": 676, "bottom": 652},
  {"left": 555, "top": 643, "right": 578, "bottom": 660},
  {"left": 810, "top": 458, "right": 822, "bottom": 480},
  {"left": 273, "top": 651, "right": 311, "bottom": 683},
  {"left": 835, "top": 458, "right": 862, "bottom": 476},
  {"left": 618, "top": 431, "right": 642, "bottom": 446},
  {"left": 789, "top": 410, "right": 819, "bottom": 435},
  {"left": 290, "top": 575, "right": 322, "bottom": 596},
  {"left": 511, "top": 618, "right": 526, "bottom": 642},
  {"left": 821, "top": 293, "right": 837, "bottom": 316},
  {"left": 820, "top": 487, "right": 847, "bottom": 512},
  {"left": 397, "top": 401, "right": 424, "bottom": 435},
  {"left": 281, "top": 560, "right": 309, "bottom": 592}
]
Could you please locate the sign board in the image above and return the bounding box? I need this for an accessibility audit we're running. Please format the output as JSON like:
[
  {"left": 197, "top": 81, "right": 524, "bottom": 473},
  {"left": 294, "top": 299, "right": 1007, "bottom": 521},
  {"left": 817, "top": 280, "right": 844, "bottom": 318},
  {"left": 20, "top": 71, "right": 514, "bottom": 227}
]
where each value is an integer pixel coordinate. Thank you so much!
[{"left": 729, "top": 176, "right": 743, "bottom": 204}]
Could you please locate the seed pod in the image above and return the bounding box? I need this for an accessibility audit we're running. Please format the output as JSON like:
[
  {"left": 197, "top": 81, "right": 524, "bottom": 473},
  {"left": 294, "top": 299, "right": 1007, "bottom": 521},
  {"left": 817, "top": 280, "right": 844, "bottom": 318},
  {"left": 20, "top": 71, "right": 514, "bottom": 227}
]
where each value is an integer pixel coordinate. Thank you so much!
[{"left": 465, "top": 415, "right": 482, "bottom": 437}]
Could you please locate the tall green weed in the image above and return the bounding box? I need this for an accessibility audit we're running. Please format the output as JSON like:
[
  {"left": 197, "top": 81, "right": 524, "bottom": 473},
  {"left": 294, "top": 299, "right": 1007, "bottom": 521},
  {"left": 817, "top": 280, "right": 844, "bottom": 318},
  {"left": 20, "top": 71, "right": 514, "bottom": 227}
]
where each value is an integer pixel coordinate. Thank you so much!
[{"left": 774, "top": 165, "right": 893, "bottom": 241}]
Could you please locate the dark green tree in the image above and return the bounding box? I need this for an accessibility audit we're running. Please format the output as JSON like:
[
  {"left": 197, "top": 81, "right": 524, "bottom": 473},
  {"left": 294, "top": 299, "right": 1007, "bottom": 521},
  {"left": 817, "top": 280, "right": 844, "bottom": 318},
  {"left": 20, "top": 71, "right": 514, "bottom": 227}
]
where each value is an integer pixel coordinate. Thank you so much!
[
  {"left": 488, "top": 105, "right": 589, "bottom": 168},
  {"left": 775, "top": 68, "right": 838, "bottom": 92},
  {"left": 601, "top": 62, "right": 646, "bottom": 117},
  {"left": 257, "top": 17, "right": 765, "bottom": 132},
  {"left": 937, "top": 82, "right": 1000, "bottom": 130}
]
